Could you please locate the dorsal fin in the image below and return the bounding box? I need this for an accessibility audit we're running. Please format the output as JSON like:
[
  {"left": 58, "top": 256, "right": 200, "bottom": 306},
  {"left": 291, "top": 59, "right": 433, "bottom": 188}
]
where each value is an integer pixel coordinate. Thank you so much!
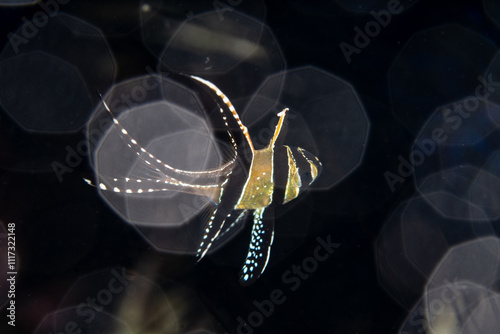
[
  {"left": 267, "top": 108, "right": 288, "bottom": 149},
  {"left": 189, "top": 75, "right": 255, "bottom": 153}
]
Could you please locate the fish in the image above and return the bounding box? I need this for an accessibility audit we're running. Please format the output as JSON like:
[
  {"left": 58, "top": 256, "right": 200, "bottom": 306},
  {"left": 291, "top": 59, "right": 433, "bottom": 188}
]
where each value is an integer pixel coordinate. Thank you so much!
[{"left": 88, "top": 74, "right": 322, "bottom": 285}]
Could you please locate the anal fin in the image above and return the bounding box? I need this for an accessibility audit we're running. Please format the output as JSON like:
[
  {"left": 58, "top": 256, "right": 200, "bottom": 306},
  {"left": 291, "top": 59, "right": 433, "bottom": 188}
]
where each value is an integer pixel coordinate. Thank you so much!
[{"left": 239, "top": 208, "right": 275, "bottom": 285}]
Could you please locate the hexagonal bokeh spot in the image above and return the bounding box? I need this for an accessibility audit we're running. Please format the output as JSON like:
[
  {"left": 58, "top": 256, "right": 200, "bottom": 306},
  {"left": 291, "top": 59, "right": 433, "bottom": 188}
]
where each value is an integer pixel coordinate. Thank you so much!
[
  {"left": 141, "top": 0, "right": 266, "bottom": 57},
  {"left": 57, "top": 268, "right": 180, "bottom": 333},
  {"left": 425, "top": 236, "right": 500, "bottom": 299},
  {"left": 244, "top": 66, "right": 370, "bottom": 190},
  {"left": 157, "top": 9, "right": 284, "bottom": 113},
  {"left": 420, "top": 236, "right": 500, "bottom": 333},
  {"left": 399, "top": 281, "right": 499, "bottom": 334},
  {"left": 34, "top": 307, "right": 130, "bottom": 334},
  {"left": 416, "top": 166, "right": 500, "bottom": 224},
  {"left": 0, "top": 13, "right": 115, "bottom": 132},
  {"left": 410, "top": 95, "right": 500, "bottom": 222},
  {"left": 375, "top": 195, "right": 488, "bottom": 309},
  {"left": 56, "top": 266, "right": 223, "bottom": 333},
  {"left": 336, "top": 0, "right": 417, "bottom": 14},
  {"left": 389, "top": 24, "right": 498, "bottom": 135},
  {"left": 95, "top": 104, "right": 219, "bottom": 225},
  {"left": 0, "top": 51, "right": 91, "bottom": 131},
  {"left": 0, "top": 13, "right": 116, "bottom": 172},
  {"left": 88, "top": 74, "right": 245, "bottom": 254}
]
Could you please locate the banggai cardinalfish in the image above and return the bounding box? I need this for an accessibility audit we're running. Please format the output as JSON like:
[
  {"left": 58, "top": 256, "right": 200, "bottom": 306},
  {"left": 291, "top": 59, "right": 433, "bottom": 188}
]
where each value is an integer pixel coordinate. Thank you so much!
[{"left": 88, "top": 74, "right": 322, "bottom": 285}]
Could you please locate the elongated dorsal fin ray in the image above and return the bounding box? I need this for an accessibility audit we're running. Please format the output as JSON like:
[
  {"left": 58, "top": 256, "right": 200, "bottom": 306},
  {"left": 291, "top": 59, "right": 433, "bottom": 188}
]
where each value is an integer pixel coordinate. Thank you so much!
[{"left": 189, "top": 75, "right": 255, "bottom": 154}]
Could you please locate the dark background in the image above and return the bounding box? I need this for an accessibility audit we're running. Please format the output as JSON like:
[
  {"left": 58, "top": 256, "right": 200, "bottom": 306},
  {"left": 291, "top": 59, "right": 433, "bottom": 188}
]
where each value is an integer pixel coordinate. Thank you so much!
[{"left": 1, "top": 0, "right": 499, "bottom": 333}]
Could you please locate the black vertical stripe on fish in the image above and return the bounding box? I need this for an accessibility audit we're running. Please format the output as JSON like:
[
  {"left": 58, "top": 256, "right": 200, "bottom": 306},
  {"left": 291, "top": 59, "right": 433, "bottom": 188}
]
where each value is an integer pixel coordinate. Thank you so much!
[{"left": 272, "top": 145, "right": 289, "bottom": 205}]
